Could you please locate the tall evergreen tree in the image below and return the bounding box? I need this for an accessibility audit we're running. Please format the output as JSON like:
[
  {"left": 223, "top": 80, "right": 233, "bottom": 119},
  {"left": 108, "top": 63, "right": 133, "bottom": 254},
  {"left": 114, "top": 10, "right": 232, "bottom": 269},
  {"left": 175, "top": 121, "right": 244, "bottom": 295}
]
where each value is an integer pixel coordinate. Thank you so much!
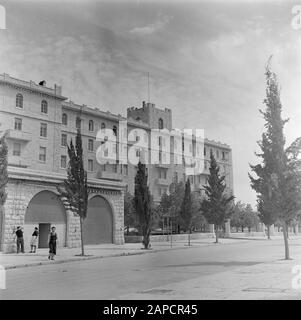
[
  {"left": 256, "top": 199, "right": 275, "bottom": 239},
  {"left": 124, "top": 192, "right": 136, "bottom": 235},
  {"left": 190, "top": 192, "right": 207, "bottom": 232},
  {"left": 249, "top": 60, "right": 301, "bottom": 259},
  {"left": 169, "top": 180, "right": 185, "bottom": 233},
  {"left": 134, "top": 161, "right": 153, "bottom": 249},
  {"left": 0, "top": 134, "right": 8, "bottom": 248},
  {"left": 201, "top": 152, "right": 234, "bottom": 243},
  {"left": 57, "top": 129, "right": 88, "bottom": 256},
  {"left": 180, "top": 179, "right": 193, "bottom": 245},
  {"left": 157, "top": 191, "right": 172, "bottom": 231}
]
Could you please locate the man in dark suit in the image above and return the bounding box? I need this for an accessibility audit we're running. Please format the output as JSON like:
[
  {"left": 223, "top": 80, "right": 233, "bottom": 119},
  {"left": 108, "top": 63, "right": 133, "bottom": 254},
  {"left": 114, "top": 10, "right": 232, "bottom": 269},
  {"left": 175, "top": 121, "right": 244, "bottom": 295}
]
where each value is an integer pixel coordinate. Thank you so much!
[{"left": 15, "top": 226, "right": 24, "bottom": 253}]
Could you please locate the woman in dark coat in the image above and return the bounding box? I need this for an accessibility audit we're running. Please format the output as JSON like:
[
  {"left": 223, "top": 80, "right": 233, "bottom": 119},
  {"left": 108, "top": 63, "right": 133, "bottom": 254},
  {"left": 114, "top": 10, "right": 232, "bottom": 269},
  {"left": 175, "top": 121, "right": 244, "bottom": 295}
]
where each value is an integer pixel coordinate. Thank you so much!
[{"left": 48, "top": 226, "right": 57, "bottom": 260}]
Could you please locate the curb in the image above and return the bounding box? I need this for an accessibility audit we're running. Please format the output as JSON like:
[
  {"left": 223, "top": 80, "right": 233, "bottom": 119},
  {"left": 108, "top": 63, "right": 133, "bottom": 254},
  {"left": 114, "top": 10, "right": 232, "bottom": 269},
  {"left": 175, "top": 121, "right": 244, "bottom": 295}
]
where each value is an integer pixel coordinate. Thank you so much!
[
  {"left": 2, "top": 238, "right": 266, "bottom": 270},
  {"left": 3, "top": 244, "right": 195, "bottom": 270}
]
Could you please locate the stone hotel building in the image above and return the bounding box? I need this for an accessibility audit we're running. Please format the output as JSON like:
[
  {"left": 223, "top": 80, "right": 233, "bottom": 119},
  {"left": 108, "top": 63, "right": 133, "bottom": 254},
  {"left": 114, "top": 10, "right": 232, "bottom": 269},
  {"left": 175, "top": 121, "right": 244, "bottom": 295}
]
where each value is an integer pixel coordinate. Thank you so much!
[{"left": 0, "top": 73, "right": 233, "bottom": 252}]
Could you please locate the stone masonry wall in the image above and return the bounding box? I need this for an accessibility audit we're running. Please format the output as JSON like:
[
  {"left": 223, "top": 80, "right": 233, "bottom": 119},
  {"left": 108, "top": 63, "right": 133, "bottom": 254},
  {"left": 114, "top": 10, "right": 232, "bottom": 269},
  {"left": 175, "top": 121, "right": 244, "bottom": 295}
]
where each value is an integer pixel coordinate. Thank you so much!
[{"left": 1, "top": 179, "right": 125, "bottom": 252}]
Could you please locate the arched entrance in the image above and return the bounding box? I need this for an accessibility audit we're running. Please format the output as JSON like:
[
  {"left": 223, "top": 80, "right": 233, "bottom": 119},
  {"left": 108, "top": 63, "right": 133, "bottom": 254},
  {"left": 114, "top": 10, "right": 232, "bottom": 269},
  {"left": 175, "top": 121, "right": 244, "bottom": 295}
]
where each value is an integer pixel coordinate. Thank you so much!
[
  {"left": 25, "top": 190, "right": 67, "bottom": 249},
  {"left": 83, "top": 196, "right": 113, "bottom": 244}
]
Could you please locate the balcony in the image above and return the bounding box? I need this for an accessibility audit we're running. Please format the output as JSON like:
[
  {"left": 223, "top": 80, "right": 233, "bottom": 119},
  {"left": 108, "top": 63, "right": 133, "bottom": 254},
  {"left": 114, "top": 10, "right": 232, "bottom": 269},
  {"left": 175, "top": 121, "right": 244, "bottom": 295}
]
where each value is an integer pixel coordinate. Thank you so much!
[
  {"left": 8, "top": 156, "right": 30, "bottom": 168},
  {"left": 5, "top": 129, "right": 32, "bottom": 142},
  {"left": 155, "top": 162, "right": 170, "bottom": 169},
  {"left": 97, "top": 170, "right": 123, "bottom": 181},
  {"left": 155, "top": 178, "right": 169, "bottom": 186}
]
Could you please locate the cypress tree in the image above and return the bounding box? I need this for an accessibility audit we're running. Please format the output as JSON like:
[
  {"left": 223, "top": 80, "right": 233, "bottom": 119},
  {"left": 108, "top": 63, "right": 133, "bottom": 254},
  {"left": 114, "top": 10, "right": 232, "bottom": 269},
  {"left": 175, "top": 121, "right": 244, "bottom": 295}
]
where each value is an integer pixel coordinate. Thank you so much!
[
  {"left": 201, "top": 152, "right": 234, "bottom": 243},
  {"left": 249, "top": 60, "right": 301, "bottom": 259},
  {"left": 58, "top": 129, "right": 88, "bottom": 256},
  {"left": 180, "top": 179, "right": 193, "bottom": 245},
  {"left": 134, "top": 161, "right": 152, "bottom": 249}
]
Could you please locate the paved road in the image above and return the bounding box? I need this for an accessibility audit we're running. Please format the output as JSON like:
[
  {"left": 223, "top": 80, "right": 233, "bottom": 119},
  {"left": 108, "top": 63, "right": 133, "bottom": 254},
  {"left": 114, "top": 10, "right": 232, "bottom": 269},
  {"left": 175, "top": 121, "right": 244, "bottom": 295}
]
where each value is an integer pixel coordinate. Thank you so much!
[{"left": 1, "top": 238, "right": 300, "bottom": 299}]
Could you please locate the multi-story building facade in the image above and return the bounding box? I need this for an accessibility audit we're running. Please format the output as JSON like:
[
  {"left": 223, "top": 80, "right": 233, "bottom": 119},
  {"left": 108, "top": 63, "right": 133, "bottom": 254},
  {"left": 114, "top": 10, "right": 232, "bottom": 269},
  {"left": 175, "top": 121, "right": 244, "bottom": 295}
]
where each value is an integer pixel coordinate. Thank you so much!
[
  {"left": 0, "top": 74, "right": 126, "bottom": 253},
  {"left": 0, "top": 73, "right": 233, "bottom": 252},
  {"left": 127, "top": 102, "right": 233, "bottom": 201}
]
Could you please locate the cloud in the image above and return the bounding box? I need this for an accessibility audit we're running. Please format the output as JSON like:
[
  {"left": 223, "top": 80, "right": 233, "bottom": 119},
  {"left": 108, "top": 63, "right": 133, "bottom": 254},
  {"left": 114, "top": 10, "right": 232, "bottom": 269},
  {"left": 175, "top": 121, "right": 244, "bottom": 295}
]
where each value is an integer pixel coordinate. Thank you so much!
[{"left": 129, "top": 14, "right": 172, "bottom": 36}]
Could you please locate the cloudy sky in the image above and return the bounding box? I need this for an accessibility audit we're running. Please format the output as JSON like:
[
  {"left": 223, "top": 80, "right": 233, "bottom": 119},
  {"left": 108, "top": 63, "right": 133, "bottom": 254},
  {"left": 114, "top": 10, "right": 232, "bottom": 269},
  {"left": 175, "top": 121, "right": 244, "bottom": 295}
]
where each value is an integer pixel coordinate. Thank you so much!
[{"left": 1, "top": 0, "right": 301, "bottom": 207}]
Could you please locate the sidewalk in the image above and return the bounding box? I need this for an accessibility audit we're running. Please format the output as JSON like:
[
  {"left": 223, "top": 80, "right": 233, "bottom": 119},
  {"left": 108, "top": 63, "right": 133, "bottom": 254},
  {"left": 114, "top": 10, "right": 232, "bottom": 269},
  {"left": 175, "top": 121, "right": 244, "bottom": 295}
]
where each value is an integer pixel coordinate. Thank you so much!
[
  {"left": 119, "top": 251, "right": 301, "bottom": 300},
  {"left": 0, "top": 237, "right": 247, "bottom": 270}
]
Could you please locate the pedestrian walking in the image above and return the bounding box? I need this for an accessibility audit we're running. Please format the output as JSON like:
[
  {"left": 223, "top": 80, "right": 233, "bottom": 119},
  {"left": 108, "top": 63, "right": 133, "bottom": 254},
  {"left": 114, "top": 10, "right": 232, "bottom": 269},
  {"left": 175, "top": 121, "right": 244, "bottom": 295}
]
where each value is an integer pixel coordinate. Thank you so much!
[
  {"left": 30, "top": 227, "right": 39, "bottom": 253},
  {"left": 15, "top": 226, "right": 24, "bottom": 253},
  {"left": 48, "top": 226, "right": 57, "bottom": 260}
]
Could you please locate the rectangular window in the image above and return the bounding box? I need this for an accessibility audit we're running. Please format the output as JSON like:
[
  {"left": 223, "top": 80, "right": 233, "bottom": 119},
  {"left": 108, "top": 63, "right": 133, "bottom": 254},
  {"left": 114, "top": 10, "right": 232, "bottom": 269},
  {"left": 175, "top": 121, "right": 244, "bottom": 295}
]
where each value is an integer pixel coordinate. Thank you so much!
[
  {"left": 88, "top": 139, "right": 94, "bottom": 152},
  {"left": 124, "top": 164, "right": 128, "bottom": 175},
  {"left": 113, "top": 164, "right": 117, "bottom": 173},
  {"left": 61, "top": 134, "right": 67, "bottom": 147},
  {"left": 104, "top": 148, "right": 108, "bottom": 157},
  {"left": 88, "top": 159, "right": 94, "bottom": 172},
  {"left": 61, "top": 155, "right": 67, "bottom": 168},
  {"left": 204, "top": 147, "right": 206, "bottom": 156},
  {"left": 39, "top": 147, "right": 46, "bottom": 162},
  {"left": 13, "top": 142, "right": 21, "bottom": 156},
  {"left": 40, "top": 123, "right": 47, "bottom": 138},
  {"left": 112, "top": 143, "right": 117, "bottom": 154},
  {"left": 216, "top": 150, "right": 219, "bottom": 158},
  {"left": 159, "top": 169, "right": 167, "bottom": 179},
  {"left": 14, "top": 118, "right": 22, "bottom": 131}
]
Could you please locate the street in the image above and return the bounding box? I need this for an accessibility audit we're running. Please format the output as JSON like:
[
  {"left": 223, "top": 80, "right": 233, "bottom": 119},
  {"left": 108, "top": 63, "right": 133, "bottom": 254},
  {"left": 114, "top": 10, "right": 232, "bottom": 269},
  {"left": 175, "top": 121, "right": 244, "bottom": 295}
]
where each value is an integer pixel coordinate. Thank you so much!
[{"left": 2, "top": 238, "right": 301, "bottom": 299}]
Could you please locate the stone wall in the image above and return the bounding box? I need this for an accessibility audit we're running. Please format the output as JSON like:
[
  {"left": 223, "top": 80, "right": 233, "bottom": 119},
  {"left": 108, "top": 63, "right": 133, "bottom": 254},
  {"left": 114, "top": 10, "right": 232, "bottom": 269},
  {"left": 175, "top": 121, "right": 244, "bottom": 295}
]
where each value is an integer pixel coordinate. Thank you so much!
[
  {"left": 125, "top": 232, "right": 215, "bottom": 243},
  {"left": 1, "top": 174, "right": 125, "bottom": 253}
]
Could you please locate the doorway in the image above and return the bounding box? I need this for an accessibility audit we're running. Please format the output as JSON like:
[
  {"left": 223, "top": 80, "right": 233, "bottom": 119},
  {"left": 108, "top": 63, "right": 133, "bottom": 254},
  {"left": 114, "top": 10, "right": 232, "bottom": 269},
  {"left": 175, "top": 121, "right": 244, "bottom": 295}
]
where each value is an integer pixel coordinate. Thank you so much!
[{"left": 38, "top": 223, "right": 50, "bottom": 248}]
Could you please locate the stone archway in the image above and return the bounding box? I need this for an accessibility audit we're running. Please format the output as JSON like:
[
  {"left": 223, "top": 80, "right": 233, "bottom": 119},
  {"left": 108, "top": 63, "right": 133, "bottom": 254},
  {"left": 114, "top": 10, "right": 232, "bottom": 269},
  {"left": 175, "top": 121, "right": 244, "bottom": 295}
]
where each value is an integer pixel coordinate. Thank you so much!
[
  {"left": 83, "top": 195, "right": 113, "bottom": 245},
  {"left": 24, "top": 190, "right": 67, "bottom": 249}
]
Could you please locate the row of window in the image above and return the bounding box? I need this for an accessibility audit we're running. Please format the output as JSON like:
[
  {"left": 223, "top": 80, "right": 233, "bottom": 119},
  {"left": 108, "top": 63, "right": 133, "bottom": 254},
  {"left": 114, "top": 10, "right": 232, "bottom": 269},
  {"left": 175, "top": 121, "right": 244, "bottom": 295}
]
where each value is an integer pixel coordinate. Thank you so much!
[
  {"left": 11, "top": 142, "right": 227, "bottom": 180},
  {"left": 204, "top": 147, "right": 227, "bottom": 160},
  {"left": 61, "top": 155, "right": 94, "bottom": 171},
  {"left": 16, "top": 93, "right": 48, "bottom": 114},
  {"left": 62, "top": 113, "right": 118, "bottom": 135},
  {"left": 12, "top": 142, "right": 94, "bottom": 171},
  {"left": 13, "top": 117, "right": 229, "bottom": 162},
  {"left": 14, "top": 118, "right": 48, "bottom": 137},
  {"left": 100, "top": 163, "right": 129, "bottom": 175}
]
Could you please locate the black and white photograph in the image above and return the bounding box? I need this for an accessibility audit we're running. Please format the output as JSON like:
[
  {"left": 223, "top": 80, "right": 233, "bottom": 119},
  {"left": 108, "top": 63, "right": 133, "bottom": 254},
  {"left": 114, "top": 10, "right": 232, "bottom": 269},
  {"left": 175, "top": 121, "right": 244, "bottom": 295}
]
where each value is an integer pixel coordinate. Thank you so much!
[{"left": 1, "top": 0, "right": 301, "bottom": 306}]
